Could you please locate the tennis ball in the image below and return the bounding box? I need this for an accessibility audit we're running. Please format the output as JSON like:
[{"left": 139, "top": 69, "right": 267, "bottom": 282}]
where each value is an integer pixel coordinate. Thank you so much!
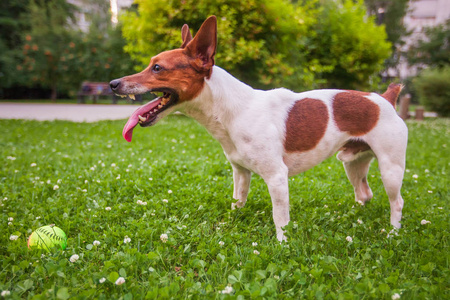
[{"left": 27, "top": 225, "right": 67, "bottom": 251}]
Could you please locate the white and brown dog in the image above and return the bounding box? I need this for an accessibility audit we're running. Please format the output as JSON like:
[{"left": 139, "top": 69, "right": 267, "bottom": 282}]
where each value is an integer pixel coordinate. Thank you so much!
[{"left": 110, "top": 16, "right": 407, "bottom": 242}]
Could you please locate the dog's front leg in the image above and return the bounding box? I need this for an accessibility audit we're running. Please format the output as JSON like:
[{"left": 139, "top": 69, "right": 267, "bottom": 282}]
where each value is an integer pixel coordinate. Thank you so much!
[
  {"left": 231, "top": 164, "right": 252, "bottom": 210},
  {"left": 263, "top": 167, "right": 290, "bottom": 242}
]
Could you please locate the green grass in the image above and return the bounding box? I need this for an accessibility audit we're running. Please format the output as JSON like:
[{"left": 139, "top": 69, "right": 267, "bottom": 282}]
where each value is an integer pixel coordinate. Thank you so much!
[{"left": 0, "top": 116, "right": 448, "bottom": 299}]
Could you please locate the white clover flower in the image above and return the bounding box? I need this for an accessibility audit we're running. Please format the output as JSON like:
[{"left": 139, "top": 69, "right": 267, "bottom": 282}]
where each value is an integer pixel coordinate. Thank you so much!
[
  {"left": 115, "top": 277, "right": 125, "bottom": 285},
  {"left": 7, "top": 156, "right": 16, "bottom": 160},
  {"left": 53, "top": 185, "right": 59, "bottom": 190},
  {"left": 387, "top": 229, "right": 399, "bottom": 238},
  {"left": 412, "top": 174, "right": 419, "bottom": 179},
  {"left": 438, "top": 207, "right": 443, "bottom": 210},
  {"left": 46, "top": 180, "right": 51, "bottom": 184},
  {"left": 420, "top": 219, "right": 431, "bottom": 225},
  {"left": 253, "top": 250, "right": 260, "bottom": 255},
  {"left": 160, "top": 234, "right": 168, "bottom": 243},
  {"left": 162, "top": 199, "right": 169, "bottom": 203},
  {"left": 31, "top": 163, "right": 37, "bottom": 167},
  {"left": 99, "top": 277, "right": 106, "bottom": 283},
  {"left": 8, "top": 217, "right": 13, "bottom": 222},
  {"left": 168, "top": 190, "right": 173, "bottom": 194},
  {"left": 8, "top": 222, "right": 12, "bottom": 226},
  {"left": 381, "top": 229, "right": 386, "bottom": 233},
  {"left": 1, "top": 290, "right": 11, "bottom": 297},
  {"left": 357, "top": 219, "right": 363, "bottom": 224},
  {"left": 116, "top": 175, "right": 121, "bottom": 180},
  {"left": 123, "top": 236, "right": 131, "bottom": 244},
  {"left": 324, "top": 205, "right": 328, "bottom": 208},
  {"left": 105, "top": 207, "right": 111, "bottom": 211},
  {"left": 93, "top": 240, "right": 101, "bottom": 246},
  {"left": 136, "top": 200, "right": 143, "bottom": 205},
  {"left": 252, "top": 242, "right": 258, "bottom": 247},
  {"left": 69, "top": 254, "right": 79, "bottom": 263},
  {"left": 9, "top": 235, "right": 19, "bottom": 241},
  {"left": 111, "top": 163, "right": 116, "bottom": 167},
  {"left": 346, "top": 236, "right": 353, "bottom": 242},
  {"left": 219, "top": 241, "right": 224, "bottom": 246},
  {"left": 392, "top": 293, "right": 401, "bottom": 300},
  {"left": 427, "top": 190, "right": 433, "bottom": 193},
  {"left": 220, "top": 286, "right": 233, "bottom": 294}
]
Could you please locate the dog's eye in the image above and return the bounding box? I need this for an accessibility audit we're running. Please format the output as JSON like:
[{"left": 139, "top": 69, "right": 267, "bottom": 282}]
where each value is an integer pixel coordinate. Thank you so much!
[{"left": 152, "top": 64, "right": 162, "bottom": 73}]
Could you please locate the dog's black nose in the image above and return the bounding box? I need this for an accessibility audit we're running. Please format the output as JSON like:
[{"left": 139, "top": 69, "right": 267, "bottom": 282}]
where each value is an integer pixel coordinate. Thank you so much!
[{"left": 109, "top": 79, "right": 121, "bottom": 90}]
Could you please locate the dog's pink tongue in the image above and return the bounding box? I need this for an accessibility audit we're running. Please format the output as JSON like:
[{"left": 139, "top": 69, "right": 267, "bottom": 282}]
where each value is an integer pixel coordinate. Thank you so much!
[{"left": 122, "top": 98, "right": 161, "bottom": 142}]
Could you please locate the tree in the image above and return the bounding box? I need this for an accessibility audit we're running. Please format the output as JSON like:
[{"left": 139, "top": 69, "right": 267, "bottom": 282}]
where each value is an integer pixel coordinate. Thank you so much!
[
  {"left": 408, "top": 19, "right": 450, "bottom": 69},
  {"left": 301, "top": 0, "right": 391, "bottom": 89},
  {"left": 0, "top": 0, "right": 30, "bottom": 92},
  {"left": 17, "top": 0, "right": 135, "bottom": 99},
  {"left": 121, "top": 0, "right": 391, "bottom": 91},
  {"left": 18, "top": 0, "right": 80, "bottom": 100}
]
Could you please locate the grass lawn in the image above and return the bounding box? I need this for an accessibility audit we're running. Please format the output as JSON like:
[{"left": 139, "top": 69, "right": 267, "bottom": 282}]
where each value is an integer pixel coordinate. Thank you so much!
[{"left": 0, "top": 116, "right": 448, "bottom": 299}]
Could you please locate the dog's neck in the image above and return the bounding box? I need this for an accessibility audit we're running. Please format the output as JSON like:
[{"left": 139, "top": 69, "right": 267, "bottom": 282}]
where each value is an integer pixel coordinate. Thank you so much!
[{"left": 182, "top": 66, "right": 254, "bottom": 135}]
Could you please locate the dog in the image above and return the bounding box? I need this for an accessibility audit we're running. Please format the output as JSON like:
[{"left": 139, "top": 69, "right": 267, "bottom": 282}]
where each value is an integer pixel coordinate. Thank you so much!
[{"left": 110, "top": 16, "right": 408, "bottom": 242}]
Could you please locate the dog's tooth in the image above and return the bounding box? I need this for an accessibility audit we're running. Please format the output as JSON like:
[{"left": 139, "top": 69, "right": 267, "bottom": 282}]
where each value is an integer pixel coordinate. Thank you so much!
[
  {"left": 120, "top": 94, "right": 126, "bottom": 98},
  {"left": 128, "top": 94, "right": 135, "bottom": 101},
  {"left": 138, "top": 115, "right": 146, "bottom": 122}
]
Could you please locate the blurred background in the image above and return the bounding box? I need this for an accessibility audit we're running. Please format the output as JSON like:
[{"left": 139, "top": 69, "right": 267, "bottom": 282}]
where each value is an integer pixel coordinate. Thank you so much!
[{"left": 0, "top": 0, "right": 449, "bottom": 115}]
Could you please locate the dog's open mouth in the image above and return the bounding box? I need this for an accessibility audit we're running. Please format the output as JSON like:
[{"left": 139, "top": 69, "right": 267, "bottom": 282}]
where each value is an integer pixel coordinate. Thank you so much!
[{"left": 121, "top": 89, "right": 178, "bottom": 142}]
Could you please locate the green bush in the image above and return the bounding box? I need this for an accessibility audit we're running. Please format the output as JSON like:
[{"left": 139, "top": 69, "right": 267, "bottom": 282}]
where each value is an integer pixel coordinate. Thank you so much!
[
  {"left": 121, "top": 0, "right": 391, "bottom": 91},
  {"left": 413, "top": 66, "right": 450, "bottom": 117}
]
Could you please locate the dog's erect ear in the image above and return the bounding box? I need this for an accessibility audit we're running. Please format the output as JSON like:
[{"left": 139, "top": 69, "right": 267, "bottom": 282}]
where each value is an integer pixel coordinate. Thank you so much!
[
  {"left": 181, "top": 24, "right": 193, "bottom": 48},
  {"left": 184, "top": 16, "right": 217, "bottom": 74}
]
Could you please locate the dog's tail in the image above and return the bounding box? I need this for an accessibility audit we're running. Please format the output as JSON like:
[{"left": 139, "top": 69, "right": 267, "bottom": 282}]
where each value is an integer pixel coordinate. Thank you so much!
[{"left": 381, "top": 83, "right": 403, "bottom": 108}]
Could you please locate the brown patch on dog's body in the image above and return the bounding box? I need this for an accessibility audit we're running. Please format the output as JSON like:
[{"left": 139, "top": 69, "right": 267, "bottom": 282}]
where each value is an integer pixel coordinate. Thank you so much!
[
  {"left": 381, "top": 83, "right": 403, "bottom": 108},
  {"left": 333, "top": 92, "right": 380, "bottom": 136},
  {"left": 284, "top": 98, "right": 329, "bottom": 152}
]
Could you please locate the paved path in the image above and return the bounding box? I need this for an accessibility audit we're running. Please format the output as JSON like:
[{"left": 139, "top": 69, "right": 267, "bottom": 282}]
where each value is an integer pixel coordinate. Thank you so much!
[{"left": 0, "top": 103, "right": 138, "bottom": 122}]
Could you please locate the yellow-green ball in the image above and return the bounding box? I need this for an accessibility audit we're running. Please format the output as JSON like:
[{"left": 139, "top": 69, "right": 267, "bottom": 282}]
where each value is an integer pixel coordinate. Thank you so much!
[{"left": 27, "top": 225, "right": 67, "bottom": 251}]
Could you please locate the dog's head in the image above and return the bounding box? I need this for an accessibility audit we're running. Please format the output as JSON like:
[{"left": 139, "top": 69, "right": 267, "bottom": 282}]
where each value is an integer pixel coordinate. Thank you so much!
[{"left": 110, "top": 16, "right": 217, "bottom": 142}]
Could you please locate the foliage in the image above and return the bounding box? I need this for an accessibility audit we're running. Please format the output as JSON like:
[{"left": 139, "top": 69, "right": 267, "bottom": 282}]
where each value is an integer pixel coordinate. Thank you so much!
[
  {"left": 408, "top": 19, "right": 450, "bottom": 69},
  {"left": 303, "top": 0, "right": 391, "bottom": 89},
  {"left": 0, "top": 0, "right": 31, "bottom": 90},
  {"left": 121, "top": 0, "right": 391, "bottom": 91},
  {"left": 15, "top": 0, "right": 135, "bottom": 99},
  {"left": 121, "top": 0, "right": 316, "bottom": 90},
  {"left": 413, "top": 66, "right": 450, "bottom": 117},
  {"left": 17, "top": 0, "right": 80, "bottom": 100},
  {"left": 364, "top": 0, "right": 411, "bottom": 70},
  {"left": 0, "top": 116, "right": 448, "bottom": 298}
]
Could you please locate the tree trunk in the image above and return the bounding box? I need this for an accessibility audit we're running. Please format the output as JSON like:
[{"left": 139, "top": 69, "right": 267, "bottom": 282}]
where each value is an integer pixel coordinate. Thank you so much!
[{"left": 51, "top": 85, "right": 57, "bottom": 102}]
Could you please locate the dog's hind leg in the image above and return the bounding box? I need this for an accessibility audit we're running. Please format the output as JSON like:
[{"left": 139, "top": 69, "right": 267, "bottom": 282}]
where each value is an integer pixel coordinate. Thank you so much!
[
  {"left": 377, "top": 155, "right": 406, "bottom": 228},
  {"left": 231, "top": 164, "right": 252, "bottom": 210},
  {"left": 368, "top": 122, "right": 408, "bottom": 228},
  {"left": 338, "top": 149, "right": 375, "bottom": 205}
]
